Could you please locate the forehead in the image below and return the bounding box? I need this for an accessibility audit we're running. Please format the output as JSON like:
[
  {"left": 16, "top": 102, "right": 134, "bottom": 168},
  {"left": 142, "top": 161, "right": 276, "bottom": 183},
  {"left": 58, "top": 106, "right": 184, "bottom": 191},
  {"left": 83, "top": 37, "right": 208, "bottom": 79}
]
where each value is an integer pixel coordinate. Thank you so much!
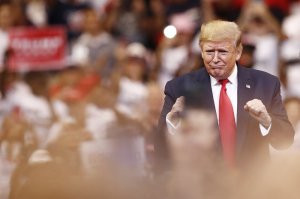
[{"left": 201, "top": 40, "right": 235, "bottom": 49}]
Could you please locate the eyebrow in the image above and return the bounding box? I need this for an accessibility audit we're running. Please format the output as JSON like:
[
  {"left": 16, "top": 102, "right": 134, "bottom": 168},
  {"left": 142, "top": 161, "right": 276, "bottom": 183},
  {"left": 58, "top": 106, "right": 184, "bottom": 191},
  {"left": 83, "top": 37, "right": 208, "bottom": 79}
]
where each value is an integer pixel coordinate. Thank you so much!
[{"left": 204, "top": 48, "right": 230, "bottom": 52}]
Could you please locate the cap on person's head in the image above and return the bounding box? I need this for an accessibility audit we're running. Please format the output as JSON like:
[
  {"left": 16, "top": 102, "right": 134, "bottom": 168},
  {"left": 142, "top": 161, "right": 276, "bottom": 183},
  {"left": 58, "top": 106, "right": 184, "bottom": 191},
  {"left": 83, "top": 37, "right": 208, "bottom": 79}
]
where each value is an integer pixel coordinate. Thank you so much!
[
  {"left": 126, "top": 42, "right": 147, "bottom": 59},
  {"left": 199, "top": 20, "right": 242, "bottom": 47}
]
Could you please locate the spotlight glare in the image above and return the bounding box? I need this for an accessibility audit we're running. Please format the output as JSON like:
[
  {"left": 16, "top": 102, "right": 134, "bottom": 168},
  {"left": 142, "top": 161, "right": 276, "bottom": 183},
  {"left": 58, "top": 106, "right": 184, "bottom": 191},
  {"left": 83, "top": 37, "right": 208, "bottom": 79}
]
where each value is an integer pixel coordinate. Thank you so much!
[{"left": 163, "top": 25, "right": 177, "bottom": 39}]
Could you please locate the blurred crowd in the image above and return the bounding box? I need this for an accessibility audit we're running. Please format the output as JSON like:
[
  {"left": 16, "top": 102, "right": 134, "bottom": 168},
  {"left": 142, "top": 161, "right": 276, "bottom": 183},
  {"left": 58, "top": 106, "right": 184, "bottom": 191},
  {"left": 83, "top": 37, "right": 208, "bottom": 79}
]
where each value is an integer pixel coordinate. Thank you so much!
[{"left": 0, "top": 0, "right": 300, "bottom": 198}]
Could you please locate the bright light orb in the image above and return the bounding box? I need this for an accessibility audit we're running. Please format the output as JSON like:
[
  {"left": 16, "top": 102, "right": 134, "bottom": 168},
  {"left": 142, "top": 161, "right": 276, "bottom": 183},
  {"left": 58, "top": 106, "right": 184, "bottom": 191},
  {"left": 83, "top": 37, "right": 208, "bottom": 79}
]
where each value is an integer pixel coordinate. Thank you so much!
[{"left": 163, "top": 25, "right": 177, "bottom": 39}]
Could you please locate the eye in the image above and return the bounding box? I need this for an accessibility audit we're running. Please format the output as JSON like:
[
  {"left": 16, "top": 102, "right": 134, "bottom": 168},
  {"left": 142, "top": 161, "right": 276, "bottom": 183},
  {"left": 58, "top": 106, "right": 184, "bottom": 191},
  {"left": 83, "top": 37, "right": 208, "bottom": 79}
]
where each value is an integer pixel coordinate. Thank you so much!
[
  {"left": 205, "top": 50, "right": 214, "bottom": 56},
  {"left": 220, "top": 52, "right": 229, "bottom": 56},
  {"left": 219, "top": 50, "right": 230, "bottom": 56}
]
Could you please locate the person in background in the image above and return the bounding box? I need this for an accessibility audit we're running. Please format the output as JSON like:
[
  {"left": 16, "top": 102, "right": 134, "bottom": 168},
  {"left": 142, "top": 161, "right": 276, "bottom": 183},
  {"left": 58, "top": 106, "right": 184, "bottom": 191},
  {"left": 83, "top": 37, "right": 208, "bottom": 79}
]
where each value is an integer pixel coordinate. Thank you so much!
[
  {"left": 47, "top": 0, "right": 91, "bottom": 43},
  {"left": 25, "top": 0, "right": 48, "bottom": 28},
  {"left": 237, "top": 42, "right": 256, "bottom": 69},
  {"left": 157, "top": 10, "right": 199, "bottom": 89},
  {"left": 237, "top": 1, "right": 283, "bottom": 77},
  {"left": 0, "top": 1, "right": 26, "bottom": 71},
  {"left": 115, "top": 42, "right": 150, "bottom": 120},
  {"left": 280, "top": 1, "right": 300, "bottom": 98},
  {"left": 104, "top": 0, "right": 147, "bottom": 44},
  {"left": 71, "top": 8, "right": 116, "bottom": 81},
  {"left": 164, "top": 99, "right": 234, "bottom": 199}
]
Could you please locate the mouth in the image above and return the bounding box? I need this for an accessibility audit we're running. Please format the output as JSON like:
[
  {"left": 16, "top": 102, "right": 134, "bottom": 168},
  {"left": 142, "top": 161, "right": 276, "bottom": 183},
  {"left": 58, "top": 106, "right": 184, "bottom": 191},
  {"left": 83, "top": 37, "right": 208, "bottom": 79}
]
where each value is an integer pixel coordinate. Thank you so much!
[{"left": 211, "top": 66, "right": 223, "bottom": 70}]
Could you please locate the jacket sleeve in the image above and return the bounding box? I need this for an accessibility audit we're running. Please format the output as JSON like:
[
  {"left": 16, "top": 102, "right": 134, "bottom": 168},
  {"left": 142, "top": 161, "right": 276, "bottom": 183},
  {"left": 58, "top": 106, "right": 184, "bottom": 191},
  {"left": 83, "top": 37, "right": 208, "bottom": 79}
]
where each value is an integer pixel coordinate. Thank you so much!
[
  {"left": 154, "top": 80, "right": 180, "bottom": 170},
  {"left": 267, "top": 78, "right": 295, "bottom": 149}
]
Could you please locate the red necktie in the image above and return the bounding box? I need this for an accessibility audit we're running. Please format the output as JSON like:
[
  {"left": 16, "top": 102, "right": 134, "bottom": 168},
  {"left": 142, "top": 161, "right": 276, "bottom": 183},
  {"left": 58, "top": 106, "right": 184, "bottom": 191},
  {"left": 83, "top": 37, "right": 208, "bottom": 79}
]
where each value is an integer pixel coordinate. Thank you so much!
[{"left": 219, "top": 79, "right": 236, "bottom": 167}]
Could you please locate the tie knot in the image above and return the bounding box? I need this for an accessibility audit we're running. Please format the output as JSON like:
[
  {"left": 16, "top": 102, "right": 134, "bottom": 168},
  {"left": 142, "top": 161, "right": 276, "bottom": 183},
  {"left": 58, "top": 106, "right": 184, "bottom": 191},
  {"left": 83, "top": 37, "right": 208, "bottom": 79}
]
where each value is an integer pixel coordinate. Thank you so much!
[{"left": 219, "top": 79, "right": 229, "bottom": 87}]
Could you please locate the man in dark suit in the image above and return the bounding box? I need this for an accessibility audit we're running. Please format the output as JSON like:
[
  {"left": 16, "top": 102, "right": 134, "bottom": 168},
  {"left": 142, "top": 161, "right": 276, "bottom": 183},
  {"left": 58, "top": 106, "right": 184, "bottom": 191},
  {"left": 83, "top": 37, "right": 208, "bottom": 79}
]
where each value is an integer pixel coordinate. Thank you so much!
[{"left": 156, "top": 20, "right": 294, "bottom": 171}]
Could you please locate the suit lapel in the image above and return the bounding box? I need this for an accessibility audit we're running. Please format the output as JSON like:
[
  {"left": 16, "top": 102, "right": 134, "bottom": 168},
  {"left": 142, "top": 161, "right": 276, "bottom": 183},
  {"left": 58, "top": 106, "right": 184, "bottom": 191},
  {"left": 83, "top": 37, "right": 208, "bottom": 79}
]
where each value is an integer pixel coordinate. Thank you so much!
[{"left": 236, "top": 67, "right": 254, "bottom": 156}]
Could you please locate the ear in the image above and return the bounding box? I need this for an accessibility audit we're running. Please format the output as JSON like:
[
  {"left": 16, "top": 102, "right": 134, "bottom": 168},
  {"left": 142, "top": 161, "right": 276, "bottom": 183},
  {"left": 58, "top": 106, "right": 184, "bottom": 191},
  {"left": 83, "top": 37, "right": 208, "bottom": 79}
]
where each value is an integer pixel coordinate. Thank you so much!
[{"left": 235, "top": 44, "right": 243, "bottom": 61}]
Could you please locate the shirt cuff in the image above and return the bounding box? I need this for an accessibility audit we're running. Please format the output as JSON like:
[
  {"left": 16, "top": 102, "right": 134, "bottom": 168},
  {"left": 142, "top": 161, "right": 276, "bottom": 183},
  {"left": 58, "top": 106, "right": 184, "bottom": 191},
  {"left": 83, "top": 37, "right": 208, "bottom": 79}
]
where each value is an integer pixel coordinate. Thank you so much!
[
  {"left": 166, "top": 117, "right": 181, "bottom": 135},
  {"left": 259, "top": 123, "right": 272, "bottom": 136}
]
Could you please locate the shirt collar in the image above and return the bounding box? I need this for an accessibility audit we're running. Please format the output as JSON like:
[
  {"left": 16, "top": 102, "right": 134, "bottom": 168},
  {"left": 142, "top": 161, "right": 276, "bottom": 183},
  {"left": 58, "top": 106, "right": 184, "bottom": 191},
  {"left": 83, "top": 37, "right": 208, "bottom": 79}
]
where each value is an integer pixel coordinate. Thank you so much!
[{"left": 210, "top": 64, "right": 238, "bottom": 86}]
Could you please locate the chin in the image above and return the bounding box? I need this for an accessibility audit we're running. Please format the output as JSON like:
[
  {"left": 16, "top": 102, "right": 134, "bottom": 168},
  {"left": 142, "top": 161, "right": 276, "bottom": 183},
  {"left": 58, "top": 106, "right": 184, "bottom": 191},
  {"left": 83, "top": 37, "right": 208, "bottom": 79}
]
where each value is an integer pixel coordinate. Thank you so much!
[{"left": 211, "top": 72, "right": 225, "bottom": 80}]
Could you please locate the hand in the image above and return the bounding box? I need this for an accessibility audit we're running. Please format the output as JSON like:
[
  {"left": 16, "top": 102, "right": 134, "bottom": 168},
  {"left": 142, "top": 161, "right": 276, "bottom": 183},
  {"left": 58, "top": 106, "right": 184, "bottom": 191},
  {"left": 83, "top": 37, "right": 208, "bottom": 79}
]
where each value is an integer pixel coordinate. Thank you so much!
[
  {"left": 244, "top": 99, "right": 272, "bottom": 128},
  {"left": 166, "top": 96, "right": 185, "bottom": 126}
]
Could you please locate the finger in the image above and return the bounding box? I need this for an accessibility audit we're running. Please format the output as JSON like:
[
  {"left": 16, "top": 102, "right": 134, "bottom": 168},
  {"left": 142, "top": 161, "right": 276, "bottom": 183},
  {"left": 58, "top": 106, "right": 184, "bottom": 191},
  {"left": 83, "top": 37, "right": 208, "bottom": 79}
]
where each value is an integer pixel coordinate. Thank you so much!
[
  {"left": 176, "top": 96, "right": 185, "bottom": 103},
  {"left": 244, "top": 103, "right": 257, "bottom": 112},
  {"left": 244, "top": 103, "right": 260, "bottom": 115},
  {"left": 245, "top": 100, "right": 262, "bottom": 110},
  {"left": 248, "top": 107, "right": 262, "bottom": 117},
  {"left": 252, "top": 108, "right": 262, "bottom": 116},
  {"left": 174, "top": 96, "right": 185, "bottom": 108}
]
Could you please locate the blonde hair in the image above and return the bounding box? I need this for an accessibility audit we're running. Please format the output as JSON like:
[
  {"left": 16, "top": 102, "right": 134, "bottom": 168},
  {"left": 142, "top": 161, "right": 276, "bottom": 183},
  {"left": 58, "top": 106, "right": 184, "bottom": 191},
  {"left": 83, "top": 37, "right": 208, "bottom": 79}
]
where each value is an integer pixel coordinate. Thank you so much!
[{"left": 199, "top": 20, "right": 242, "bottom": 47}]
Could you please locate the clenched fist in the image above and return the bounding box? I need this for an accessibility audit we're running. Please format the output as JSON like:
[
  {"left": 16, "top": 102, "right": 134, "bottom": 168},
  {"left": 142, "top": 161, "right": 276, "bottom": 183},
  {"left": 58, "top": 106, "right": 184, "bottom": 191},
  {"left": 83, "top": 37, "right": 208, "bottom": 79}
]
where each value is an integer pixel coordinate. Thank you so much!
[
  {"left": 166, "top": 96, "right": 185, "bottom": 126},
  {"left": 244, "top": 99, "right": 272, "bottom": 128}
]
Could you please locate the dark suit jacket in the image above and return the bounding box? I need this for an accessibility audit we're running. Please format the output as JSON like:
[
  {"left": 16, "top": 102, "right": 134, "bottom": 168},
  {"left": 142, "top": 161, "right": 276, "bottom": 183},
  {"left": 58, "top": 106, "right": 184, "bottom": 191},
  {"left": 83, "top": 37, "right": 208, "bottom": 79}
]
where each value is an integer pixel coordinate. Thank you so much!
[{"left": 156, "top": 66, "right": 294, "bottom": 169}]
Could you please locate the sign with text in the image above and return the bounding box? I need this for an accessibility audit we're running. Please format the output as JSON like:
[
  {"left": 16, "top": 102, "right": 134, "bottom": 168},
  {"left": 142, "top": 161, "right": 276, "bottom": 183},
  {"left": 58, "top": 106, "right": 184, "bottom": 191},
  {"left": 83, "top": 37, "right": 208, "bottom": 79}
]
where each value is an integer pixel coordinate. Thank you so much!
[{"left": 8, "top": 26, "right": 67, "bottom": 71}]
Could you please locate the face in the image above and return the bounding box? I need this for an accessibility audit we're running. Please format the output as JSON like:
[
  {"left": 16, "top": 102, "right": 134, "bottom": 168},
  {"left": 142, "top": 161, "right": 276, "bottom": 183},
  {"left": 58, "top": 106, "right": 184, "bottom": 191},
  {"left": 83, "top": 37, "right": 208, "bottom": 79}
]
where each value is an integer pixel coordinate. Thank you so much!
[
  {"left": 0, "top": 5, "right": 14, "bottom": 30},
  {"left": 124, "top": 57, "right": 146, "bottom": 81},
  {"left": 201, "top": 40, "right": 242, "bottom": 80},
  {"left": 169, "top": 109, "right": 217, "bottom": 157},
  {"left": 84, "top": 10, "right": 101, "bottom": 34}
]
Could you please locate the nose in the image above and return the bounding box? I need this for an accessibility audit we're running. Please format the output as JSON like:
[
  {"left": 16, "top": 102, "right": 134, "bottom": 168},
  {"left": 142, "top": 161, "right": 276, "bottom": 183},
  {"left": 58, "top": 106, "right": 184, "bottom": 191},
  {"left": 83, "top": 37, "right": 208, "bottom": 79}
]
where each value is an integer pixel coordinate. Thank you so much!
[{"left": 212, "top": 51, "right": 219, "bottom": 62}]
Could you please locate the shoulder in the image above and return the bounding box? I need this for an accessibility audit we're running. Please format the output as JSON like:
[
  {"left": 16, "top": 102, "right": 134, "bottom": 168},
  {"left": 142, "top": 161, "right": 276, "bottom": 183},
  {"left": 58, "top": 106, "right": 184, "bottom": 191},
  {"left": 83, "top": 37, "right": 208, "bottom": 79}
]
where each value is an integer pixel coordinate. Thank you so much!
[
  {"left": 238, "top": 67, "right": 282, "bottom": 97},
  {"left": 239, "top": 66, "right": 279, "bottom": 83},
  {"left": 163, "top": 68, "right": 206, "bottom": 98},
  {"left": 166, "top": 68, "right": 206, "bottom": 87}
]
